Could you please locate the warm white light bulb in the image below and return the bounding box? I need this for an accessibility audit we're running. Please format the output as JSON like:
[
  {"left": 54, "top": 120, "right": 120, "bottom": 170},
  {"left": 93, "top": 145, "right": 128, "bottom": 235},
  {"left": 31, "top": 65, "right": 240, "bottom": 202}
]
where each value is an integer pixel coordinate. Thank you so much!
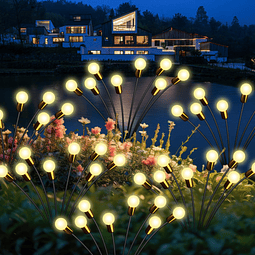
[
  {"left": 66, "top": 80, "right": 78, "bottom": 92},
  {"left": 233, "top": 150, "right": 245, "bottom": 163},
  {"left": 153, "top": 170, "right": 166, "bottom": 183},
  {"left": 38, "top": 112, "right": 50, "bottom": 125},
  {"left": 134, "top": 173, "right": 146, "bottom": 185},
  {"left": 194, "top": 88, "right": 205, "bottom": 100},
  {"left": 0, "top": 165, "right": 8, "bottom": 178},
  {"left": 90, "top": 163, "right": 102, "bottom": 176},
  {"left": 61, "top": 103, "right": 74, "bottom": 115},
  {"left": 206, "top": 150, "right": 219, "bottom": 163},
  {"left": 103, "top": 213, "right": 115, "bottom": 225},
  {"left": 15, "top": 163, "right": 28, "bottom": 175},
  {"left": 190, "top": 103, "right": 202, "bottom": 115},
  {"left": 173, "top": 207, "right": 185, "bottom": 219},
  {"left": 55, "top": 218, "right": 67, "bottom": 231},
  {"left": 68, "top": 142, "right": 80, "bottom": 155},
  {"left": 95, "top": 143, "right": 107, "bottom": 155},
  {"left": 16, "top": 91, "right": 28, "bottom": 104},
  {"left": 75, "top": 216, "right": 87, "bottom": 228},
  {"left": 228, "top": 171, "right": 240, "bottom": 183},
  {"left": 43, "top": 91, "right": 55, "bottom": 104},
  {"left": 127, "top": 195, "right": 140, "bottom": 208},
  {"left": 216, "top": 100, "right": 228, "bottom": 112},
  {"left": 135, "top": 58, "right": 146, "bottom": 70},
  {"left": 111, "top": 75, "right": 122, "bottom": 87},
  {"left": 43, "top": 160, "right": 55, "bottom": 172},
  {"left": 155, "top": 78, "right": 167, "bottom": 90},
  {"left": 113, "top": 154, "right": 126, "bottom": 166},
  {"left": 84, "top": 78, "right": 96, "bottom": 90},
  {"left": 157, "top": 155, "right": 170, "bottom": 167},
  {"left": 160, "top": 59, "right": 172, "bottom": 71},
  {"left": 240, "top": 83, "right": 252, "bottom": 95},
  {"left": 171, "top": 105, "right": 183, "bottom": 117},
  {"left": 154, "top": 196, "right": 167, "bottom": 208},
  {"left": 19, "top": 147, "right": 31, "bottom": 159},
  {"left": 181, "top": 167, "right": 194, "bottom": 179},
  {"left": 149, "top": 216, "right": 161, "bottom": 228},
  {"left": 78, "top": 200, "right": 91, "bottom": 212},
  {"left": 0, "top": 109, "right": 4, "bottom": 120},
  {"left": 178, "top": 69, "right": 189, "bottom": 81},
  {"left": 252, "top": 162, "right": 255, "bottom": 172},
  {"left": 88, "top": 63, "right": 100, "bottom": 74}
]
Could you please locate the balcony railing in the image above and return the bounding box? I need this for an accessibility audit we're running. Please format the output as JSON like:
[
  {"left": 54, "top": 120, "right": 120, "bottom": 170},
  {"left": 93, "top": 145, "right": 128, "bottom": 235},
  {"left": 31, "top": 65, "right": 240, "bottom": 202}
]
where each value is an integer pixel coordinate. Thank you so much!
[{"left": 113, "top": 25, "right": 135, "bottom": 31}]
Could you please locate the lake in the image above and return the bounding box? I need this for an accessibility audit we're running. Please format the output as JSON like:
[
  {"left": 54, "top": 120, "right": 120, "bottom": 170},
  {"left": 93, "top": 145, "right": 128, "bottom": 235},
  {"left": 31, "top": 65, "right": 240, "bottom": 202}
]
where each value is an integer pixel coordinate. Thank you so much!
[{"left": 1, "top": 74, "right": 254, "bottom": 173}]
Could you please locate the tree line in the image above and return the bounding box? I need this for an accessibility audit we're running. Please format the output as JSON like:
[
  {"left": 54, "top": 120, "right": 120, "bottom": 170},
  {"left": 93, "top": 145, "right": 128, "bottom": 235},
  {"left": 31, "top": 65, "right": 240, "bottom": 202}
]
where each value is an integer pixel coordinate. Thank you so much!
[{"left": 0, "top": 0, "right": 254, "bottom": 60}]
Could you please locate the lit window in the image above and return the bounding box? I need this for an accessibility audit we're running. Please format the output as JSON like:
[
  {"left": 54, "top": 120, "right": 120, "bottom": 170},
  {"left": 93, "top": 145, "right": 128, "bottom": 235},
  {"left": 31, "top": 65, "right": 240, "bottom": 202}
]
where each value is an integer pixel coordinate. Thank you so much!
[
  {"left": 137, "top": 36, "right": 149, "bottom": 45},
  {"left": 114, "top": 51, "right": 123, "bottom": 54},
  {"left": 93, "top": 38, "right": 97, "bottom": 41},
  {"left": 20, "top": 28, "right": 26, "bottom": 33},
  {"left": 136, "top": 51, "right": 148, "bottom": 54},
  {"left": 66, "top": 27, "right": 86, "bottom": 34},
  {"left": 105, "top": 37, "right": 108, "bottom": 41},
  {"left": 125, "top": 51, "right": 134, "bottom": 54},
  {"left": 53, "top": 38, "right": 65, "bottom": 43},
  {"left": 113, "top": 11, "right": 136, "bottom": 31},
  {"left": 45, "top": 38, "right": 48, "bottom": 45},
  {"left": 114, "top": 36, "right": 124, "bottom": 45},
  {"left": 154, "top": 40, "right": 160, "bottom": 46},
  {"left": 88, "top": 51, "right": 101, "bottom": 54},
  {"left": 69, "top": 36, "right": 83, "bottom": 42},
  {"left": 125, "top": 36, "right": 134, "bottom": 45},
  {"left": 73, "top": 16, "right": 81, "bottom": 21},
  {"left": 32, "top": 38, "right": 39, "bottom": 44}
]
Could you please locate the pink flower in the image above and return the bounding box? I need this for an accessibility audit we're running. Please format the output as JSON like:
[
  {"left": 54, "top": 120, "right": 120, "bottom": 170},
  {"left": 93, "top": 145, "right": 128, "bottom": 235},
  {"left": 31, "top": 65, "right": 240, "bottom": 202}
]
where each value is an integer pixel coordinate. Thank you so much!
[
  {"left": 8, "top": 137, "right": 17, "bottom": 145},
  {"left": 0, "top": 154, "right": 10, "bottom": 162},
  {"left": 109, "top": 146, "right": 116, "bottom": 157},
  {"left": 46, "top": 127, "right": 53, "bottom": 134},
  {"left": 142, "top": 155, "right": 157, "bottom": 166},
  {"left": 216, "top": 176, "right": 221, "bottom": 182},
  {"left": 53, "top": 118, "right": 64, "bottom": 125},
  {"left": 189, "top": 164, "right": 197, "bottom": 172},
  {"left": 105, "top": 118, "right": 115, "bottom": 131},
  {"left": 77, "top": 165, "right": 84, "bottom": 172},
  {"left": 55, "top": 127, "right": 65, "bottom": 138},
  {"left": 91, "top": 126, "right": 101, "bottom": 135},
  {"left": 46, "top": 146, "right": 50, "bottom": 151}
]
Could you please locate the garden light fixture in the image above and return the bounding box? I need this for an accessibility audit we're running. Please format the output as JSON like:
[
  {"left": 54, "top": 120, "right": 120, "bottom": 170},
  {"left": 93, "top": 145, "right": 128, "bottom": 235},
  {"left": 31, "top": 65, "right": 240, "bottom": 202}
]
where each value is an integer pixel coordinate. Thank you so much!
[
  {"left": 134, "top": 58, "right": 146, "bottom": 78},
  {"left": 172, "top": 69, "right": 190, "bottom": 85},
  {"left": 216, "top": 99, "right": 229, "bottom": 119},
  {"left": 145, "top": 216, "right": 161, "bottom": 235},
  {"left": 90, "top": 142, "right": 108, "bottom": 160},
  {"left": 156, "top": 58, "right": 172, "bottom": 76},
  {"left": 153, "top": 170, "right": 169, "bottom": 189},
  {"left": 103, "top": 213, "right": 115, "bottom": 233},
  {"left": 134, "top": 173, "right": 152, "bottom": 190},
  {"left": 55, "top": 103, "right": 74, "bottom": 119},
  {"left": 224, "top": 171, "right": 240, "bottom": 190},
  {"left": 88, "top": 62, "right": 102, "bottom": 80},
  {"left": 75, "top": 216, "right": 91, "bottom": 234},
  {"left": 66, "top": 79, "right": 83, "bottom": 96},
  {"left": 240, "top": 83, "right": 252, "bottom": 103},
  {"left": 68, "top": 142, "right": 80, "bottom": 163},
  {"left": 151, "top": 78, "right": 167, "bottom": 96},
  {"left": 34, "top": 112, "right": 50, "bottom": 131},
  {"left": 16, "top": 91, "right": 28, "bottom": 112},
  {"left": 78, "top": 200, "right": 94, "bottom": 219},
  {"left": 181, "top": 167, "right": 194, "bottom": 188},
  {"left": 149, "top": 196, "right": 167, "bottom": 214},
  {"left": 86, "top": 163, "right": 102, "bottom": 182},
  {"left": 190, "top": 102, "right": 205, "bottom": 121},
  {"left": 127, "top": 195, "right": 140, "bottom": 216},
  {"left": 171, "top": 105, "right": 189, "bottom": 121},
  {"left": 111, "top": 74, "right": 123, "bottom": 94},
  {"left": 84, "top": 77, "right": 100, "bottom": 95}
]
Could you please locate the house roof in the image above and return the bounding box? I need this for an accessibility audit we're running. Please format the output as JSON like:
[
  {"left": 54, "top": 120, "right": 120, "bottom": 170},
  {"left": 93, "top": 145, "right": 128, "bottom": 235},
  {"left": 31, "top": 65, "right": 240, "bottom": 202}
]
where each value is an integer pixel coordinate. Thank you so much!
[
  {"left": 65, "top": 19, "right": 91, "bottom": 26},
  {"left": 101, "top": 9, "right": 138, "bottom": 25},
  {"left": 200, "top": 41, "right": 228, "bottom": 47}
]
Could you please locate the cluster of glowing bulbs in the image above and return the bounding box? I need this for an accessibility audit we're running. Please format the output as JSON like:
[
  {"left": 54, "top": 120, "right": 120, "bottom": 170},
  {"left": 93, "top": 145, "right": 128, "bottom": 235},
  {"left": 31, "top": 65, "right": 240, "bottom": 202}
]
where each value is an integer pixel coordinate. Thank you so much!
[
  {"left": 16, "top": 91, "right": 28, "bottom": 104},
  {"left": 68, "top": 142, "right": 80, "bottom": 155}
]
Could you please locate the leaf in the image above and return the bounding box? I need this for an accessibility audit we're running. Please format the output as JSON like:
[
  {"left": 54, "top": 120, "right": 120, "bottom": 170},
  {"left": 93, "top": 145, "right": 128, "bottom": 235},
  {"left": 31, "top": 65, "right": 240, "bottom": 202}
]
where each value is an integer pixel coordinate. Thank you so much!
[
  {"left": 15, "top": 238, "right": 26, "bottom": 254},
  {"left": 34, "top": 242, "right": 53, "bottom": 255}
]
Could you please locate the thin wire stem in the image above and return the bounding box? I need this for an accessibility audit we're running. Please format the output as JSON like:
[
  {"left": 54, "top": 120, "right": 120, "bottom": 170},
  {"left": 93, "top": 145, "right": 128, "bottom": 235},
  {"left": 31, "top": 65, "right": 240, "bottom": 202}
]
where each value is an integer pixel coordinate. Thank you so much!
[
  {"left": 134, "top": 235, "right": 147, "bottom": 255},
  {"left": 82, "top": 95, "right": 106, "bottom": 121},
  {"left": 225, "top": 119, "right": 230, "bottom": 163},
  {"left": 52, "top": 179, "right": 57, "bottom": 217},
  {"left": 120, "top": 93, "right": 125, "bottom": 140},
  {"left": 127, "top": 213, "right": 151, "bottom": 255},
  {"left": 190, "top": 188, "right": 195, "bottom": 229},
  {"left": 90, "top": 232, "right": 103, "bottom": 255},
  {"left": 198, "top": 171, "right": 210, "bottom": 229},
  {"left": 244, "top": 129, "right": 255, "bottom": 150},
  {"left": 72, "top": 233, "right": 93, "bottom": 255},
  {"left": 9, "top": 112, "right": 20, "bottom": 162},
  {"left": 112, "top": 232, "right": 116, "bottom": 255},
  {"left": 234, "top": 103, "right": 244, "bottom": 150},
  {"left": 243, "top": 127, "right": 255, "bottom": 150},
  {"left": 122, "top": 216, "right": 132, "bottom": 255},
  {"left": 12, "top": 181, "right": 47, "bottom": 222},
  {"left": 92, "top": 217, "right": 108, "bottom": 255},
  {"left": 27, "top": 130, "right": 36, "bottom": 144},
  {"left": 167, "top": 186, "right": 178, "bottom": 203},
  {"left": 127, "top": 78, "right": 139, "bottom": 133},
  {"left": 61, "top": 163, "right": 73, "bottom": 214},
  {"left": 0, "top": 128, "right": 5, "bottom": 163},
  {"left": 99, "top": 93, "right": 112, "bottom": 118}
]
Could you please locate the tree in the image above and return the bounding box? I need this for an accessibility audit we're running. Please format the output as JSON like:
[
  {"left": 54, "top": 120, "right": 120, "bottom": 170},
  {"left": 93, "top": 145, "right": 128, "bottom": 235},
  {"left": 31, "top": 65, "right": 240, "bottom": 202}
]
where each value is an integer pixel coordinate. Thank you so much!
[
  {"left": 194, "top": 6, "right": 208, "bottom": 34},
  {"left": 209, "top": 17, "right": 221, "bottom": 36},
  {"left": 115, "top": 2, "right": 137, "bottom": 16},
  {"left": 171, "top": 13, "right": 190, "bottom": 31}
]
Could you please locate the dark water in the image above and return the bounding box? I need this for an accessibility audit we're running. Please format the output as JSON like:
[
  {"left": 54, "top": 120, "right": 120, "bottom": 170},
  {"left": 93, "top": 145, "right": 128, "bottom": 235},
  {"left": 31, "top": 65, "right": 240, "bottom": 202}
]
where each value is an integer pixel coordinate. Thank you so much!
[{"left": 1, "top": 75, "right": 254, "bottom": 173}]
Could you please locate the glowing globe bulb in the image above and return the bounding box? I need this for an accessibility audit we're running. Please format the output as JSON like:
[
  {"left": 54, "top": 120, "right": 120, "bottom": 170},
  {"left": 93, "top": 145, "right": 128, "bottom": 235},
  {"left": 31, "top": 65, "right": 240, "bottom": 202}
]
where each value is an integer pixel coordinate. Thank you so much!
[
  {"left": 157, "top": 155, "right": 170, "bottom": 167},
  {"left": 190, "top": 103, "right": 202, "bottom": 115},
  {"left": 75, "top": 216, "right": 87, "bottom": 228},
  {"left": 66, "top": 80, "right": 78, "bottom": 92},
  {"left": 178, "top": 69, "right": 189, "bottom": 81},
  {"left": 88, "top": 63, "right": 100, "bottom": 74},
  {"left": 113, "top": 154, "right": 126, "bottom": 166},
  {"left": 0, "top": 165, "right": 8, "bottom": 178},
  {"left": 95, "top": 142, "right": 107, "bottom": 155},
  {"left": 127, "top": 195, "right": 140, "bottom": 208},
  {"left": 43, "top": 91, "right": 55, "bottom": 104},
  {"left": 233, "top": 150, "right": 245, "bottom": 163},
  {"left": 19, "top": 147, "right": 31, "bottom": 159},
  {"left": 102, "top": 213, "right": 115, "bottom": 225},
  {"left": 216, "top": 100, "right": 228, "bottom": 112},
  {"left": 55, "top": 218, "right": 67, "bottom": 231},
  {"left": 240, "top": 83, "right": 252, "bottom": 95},
  {"left": 173, "top": 207, "right": 185, "bottom": 219},
  {"left": 135, "top": 58, "right": 146, "bottom": 70},
  {"left": 155, "top": 78, "right": 167, "bottom": 90},
  {"left": 149, "top": 216, "right": 161, "bottom": 228},
  {"left": 154, "top": 196, "right": 167, "bottom": 208},
  {"left": 194, "top": 88, "right": 205, "bottom": 100},
  {"left": 228, "top": 171, "right": 240, "bottom": 183},
  {"left": 134, "top": 173, "right": 146, "bottom": 185},
  {"left": 181, "top": 167, "right": 194, "bottom": 179},
  {"left": 206, "top": 150, "right": 219, "bottom": 163},
  {"left": 84, "top": 78, "right": 96, "bottom": 90},
  {"left": 15, "top": 163, "right": 28, "bottom": 175},
  {"left": 171, "top": 105, "right": 183, "bottom": 117},
  {"left": 38, "top": 112, "right": 50, "bottom": 125},
  {"left": 68, "top": 142, "right": 80, "bottom": 155},
  {"left": 252, "top": 162, "right": 255, "bottom": 172},
  {"left": 160, "top": 59, "right": 172, "bottom": 70},
  {"left": 111, "top": 75, "right": 122, "bottom": 87},
  {"left": 0, "top": 109, "right": 4, "bottom": 120},
  {"left": 61, "top": 103, "right": 74, "bottom": 116},
  {"left": 153, "top": 170, "right": 166, "bottom": 183},
  {"left": 43, "top": 160, "right": 55, "bottom": 172},
  {"left": 90, "top": 163, "right": 102, "bottom": 176},
  {"left": 16, "top": 91, "right": 28, "bottom": 104},
  {"left": 78, "top": 200, "right": 91, "bottom": 212}
]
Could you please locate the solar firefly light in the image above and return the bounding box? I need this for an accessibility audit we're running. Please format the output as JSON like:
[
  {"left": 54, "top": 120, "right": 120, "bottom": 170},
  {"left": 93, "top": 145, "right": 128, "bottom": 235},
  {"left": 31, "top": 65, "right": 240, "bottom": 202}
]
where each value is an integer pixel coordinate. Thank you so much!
[
  {"left": 216, "top": 99, "right": 229, "bottom": 120},
  {"left": 38, "top": 91, "right": 55, "bottom": 110},
  {"left": 206, "top": 150, "right": 219, "bottom": 171},
  {"left": 193, "top": 88, "right": 208, "bottom": 106},
  {"left": 224, "top": 170, "right": 241, "bottom": 190},
  {"left": 127, "top": 195, "right": 140, "bottom": 216},
  {"left": 84, "top": 77, "right": 100, "bottom": 95},
  {"left": 157, "top": 155, "right": 173, "bottom": 174},
  {"left": 245, "top": 162, "right": 255, "bottom": 178},
  {"left": 103, "top": 212, "right": 115, "bottom": 233},
  {"left": 156, "top": 58, "right": 172, "bottom": 76},
  {"left": 66, "top": 79, "right": 83, "bottom": 96},
  {"left": 88, "top": 62, "right": 102, "bottom": 81},
  {"left": 151, "top": 78, "right": 167, "bottom": 96},
  {"left": 55, "top": 218, "right": 73, "bottom": 234},
  {"left": 16, "top": 91, "right": 28, "bottom": 112},
  {"left": 78, "top": 200, "right": 94, "bottom": 219},
  {"left": 0, "top": 165, "right": 14, "bottom": 183},
  {"left": 190, "top": 102, "right": 205, "bottom": 121},
  {"left": 145, "top": 216, "right": 162, "bottom": 235},
  {"left": 34, "top": 112, "right": 50, "bottom": 131},
  {"left": 90, "top": 142, "right": 108, "bottom": 161},
  {"left": 171, "top": 105, "right": 189, "bottom": 121},
  {"left": 149, "top": 196, "right": 167, "bottom": 214},
  {"left": 75, "top": 216, "right": 91, "bottom": 234},
  {"left": 228, "top": 150, "right": 246, "bottom": 169},
  {"left": 181, "top": 167, "right": 194, "bottom": 189},
  {"left": 19, "top": 146, "right": 34, "bottom": 166},
  {"left": 166, "top": 207, "right": 186, "bottom": 224},
  {"left": 171, "top": 69, "right": 190, "bottom": 85},
  {"left": 107, "top": 153, "right": 126, "bottom": 170},
  {"left": 153, "top": 170, "right": 169, "bottom": 189},
  {"left": 68, "top": 142, "right": 80, "bottom": 163},
  {"left": 0, "top": 109, "right": 4, "bottom": 129},
  {"left": 55, "top": 102, "right": 74, "bottom": 119},
  {"left": 133, "top": 173, "right": 152, "bottom": 190},
  {"left": 43, "top": 159, "right": 56, "bottom": 181},
  {"left": 240, "top": 83, "right": 252, "bottom": 103},
  {"left": 86, "top": 163, "right": 103, "bottom": 182},
  {"left": 134, "top": 58, "right": 147, "bottom": 78},
  {"left": 111, "top": 74, "right": 123, "bottom": 94}
]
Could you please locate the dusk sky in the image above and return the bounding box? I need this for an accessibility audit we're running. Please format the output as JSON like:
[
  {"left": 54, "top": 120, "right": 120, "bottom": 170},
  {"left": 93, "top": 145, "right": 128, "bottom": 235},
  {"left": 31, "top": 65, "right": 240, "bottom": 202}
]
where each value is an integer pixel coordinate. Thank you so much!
[{"left": 75, "top": 0, "right": 254, "bottom": 25}]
